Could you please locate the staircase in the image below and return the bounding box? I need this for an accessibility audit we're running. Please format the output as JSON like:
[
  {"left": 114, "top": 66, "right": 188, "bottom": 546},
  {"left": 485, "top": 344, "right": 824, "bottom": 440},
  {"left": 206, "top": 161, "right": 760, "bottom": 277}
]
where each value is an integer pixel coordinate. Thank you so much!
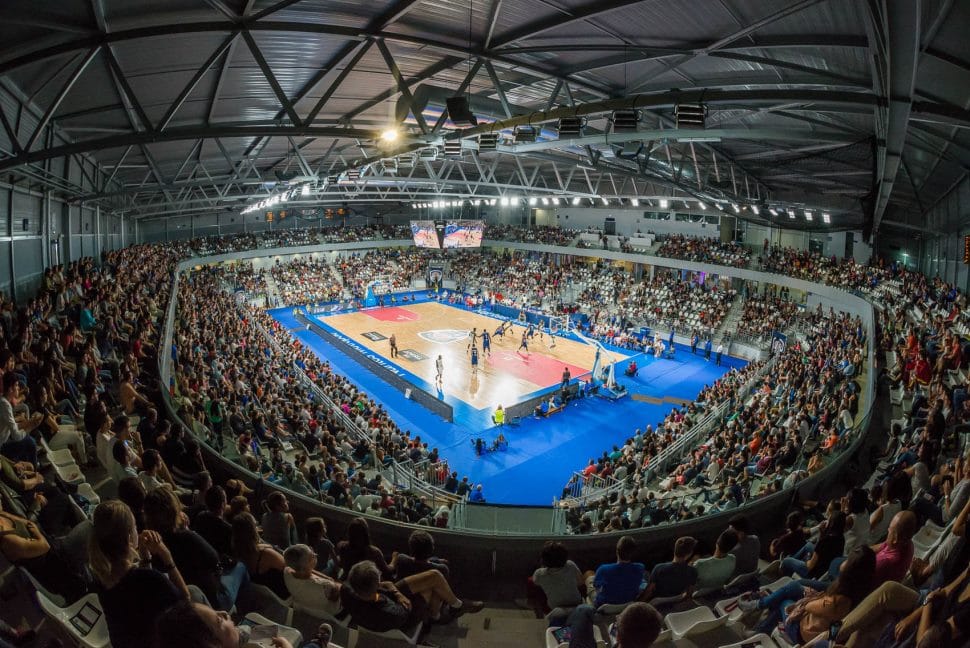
[
  {"left": 713, "top": 297, "right": 746, "bottom": 345},
  {"left": 263, "top": 273, "right": 283, "bottom": 308}
]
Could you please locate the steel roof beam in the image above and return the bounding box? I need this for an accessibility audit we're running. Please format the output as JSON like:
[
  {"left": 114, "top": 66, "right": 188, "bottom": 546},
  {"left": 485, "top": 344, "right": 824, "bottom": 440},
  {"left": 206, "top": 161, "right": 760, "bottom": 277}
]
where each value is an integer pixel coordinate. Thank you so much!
[
  {"left": 0, "top": 21, "right": 613, "bottom": 99},
  {"left": 159, "top": 32, "right": 238, "bottom": 131},
  {"left": 489, "top": 0, "right": 650, "bottom": 50},
  {"left": 26, "top": 45, "right": 101, "bottom": 151},
  {"left": 0, "top": 125, "right": 378, "bottom": 174},
  {"left": 241, "top": 29, "right": 302, "bottom": 127},
  {"left": 867, "top": 0, "right": 920, "bottom": 235}
]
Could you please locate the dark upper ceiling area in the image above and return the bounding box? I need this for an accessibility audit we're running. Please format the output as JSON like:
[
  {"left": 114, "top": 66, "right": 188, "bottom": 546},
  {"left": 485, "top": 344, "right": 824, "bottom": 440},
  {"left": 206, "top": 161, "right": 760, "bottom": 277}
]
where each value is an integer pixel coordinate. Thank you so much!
[{"left": 0, "top": 0, "right": 967, "bottom": 233}]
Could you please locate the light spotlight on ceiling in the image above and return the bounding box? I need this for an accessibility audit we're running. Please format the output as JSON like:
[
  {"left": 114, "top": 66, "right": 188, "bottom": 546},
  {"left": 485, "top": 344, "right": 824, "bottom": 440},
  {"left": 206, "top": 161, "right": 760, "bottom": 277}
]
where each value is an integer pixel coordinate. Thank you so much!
[
  {"left": 769, "top": 208, "right": 778, "bottom": 217},
  {"left": 557, "top": 116, "right": 586, "bottom": 137},
  {"left": 659, "top": 199, "right": 669, "bottom": 209},
  {"left": 473, "top": 199, "right": 481, "bottom": 206},
  {"left": 805, "top": 210, "right": 813, "bottom": 221},
  {"left": 541, "top": 197, "right": 549, "bottom": 206},
  {"left": 787, "top": 209, "right": 796, "bottom": 219},
  {"left": 601, "top": 197, "right": 609, "bottom": 205},
  {"left": 380, "top": 128, "right": 398, "bottom": 143},
  {"left": 572, "top": 197, "right": 581, "bottom": 206},
  {"left": 301, "top": 184, "right": 311, "bottom": 197},
  {"left": 631, "top": 198, "right": 639, "bottom": 207},
  {"left": 822, "top": 212, "right": 831, "bottom": 224},
  {"left": 489, "top": 198, "right": 497, "bottom": 206},
  {"left": 528, "top": 197, "right": 538, "bottom": 206},
  {"left": 511, "top": 196, "right": 521, "bottom": 206},
  {"left": 751, "top": 205, "right": 759, "bottom": 215},
  {"left": 500, "top": 197, "right": 510, "bottom": 207},
  {"left": 715, "top": 203, "right": 723, "bottom": 211},
  {"left": 732, "top": 204, "right": 740, "bottom": 213},
  {"left": 698, "top": 201, "right": 707, "bottom": 210},
  {"left": 552, "top": 197, "right": 560, "bottom": 205}
]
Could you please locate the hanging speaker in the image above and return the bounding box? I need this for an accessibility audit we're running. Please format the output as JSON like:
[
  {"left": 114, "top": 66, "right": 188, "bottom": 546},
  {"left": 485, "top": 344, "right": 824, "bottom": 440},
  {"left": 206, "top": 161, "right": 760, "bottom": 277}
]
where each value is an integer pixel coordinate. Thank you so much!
[{"left": 446, "top": 96, "right": 478, "bottom": 128}]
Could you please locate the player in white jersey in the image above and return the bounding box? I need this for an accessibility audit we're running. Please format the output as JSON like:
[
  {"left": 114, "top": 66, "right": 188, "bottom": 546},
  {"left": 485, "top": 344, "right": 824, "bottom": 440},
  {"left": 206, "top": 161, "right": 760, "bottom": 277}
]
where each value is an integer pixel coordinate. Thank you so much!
[{"left": 435, "top": 355, "right": 444, "bottom": 389}]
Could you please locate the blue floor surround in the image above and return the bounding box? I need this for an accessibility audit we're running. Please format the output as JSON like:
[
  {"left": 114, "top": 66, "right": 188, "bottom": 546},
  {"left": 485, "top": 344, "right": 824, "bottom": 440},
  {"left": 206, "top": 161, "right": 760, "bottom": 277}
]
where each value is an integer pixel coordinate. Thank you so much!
[{"left": 269, "top": 302, "right": 746, "bottom": 505}]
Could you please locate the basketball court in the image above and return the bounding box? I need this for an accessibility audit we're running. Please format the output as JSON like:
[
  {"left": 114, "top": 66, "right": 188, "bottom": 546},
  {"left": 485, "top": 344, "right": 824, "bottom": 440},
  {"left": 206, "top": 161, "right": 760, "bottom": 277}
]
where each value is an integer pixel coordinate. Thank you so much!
[{"left": 306, "top": 301, "right": 614, "bottom": 414}]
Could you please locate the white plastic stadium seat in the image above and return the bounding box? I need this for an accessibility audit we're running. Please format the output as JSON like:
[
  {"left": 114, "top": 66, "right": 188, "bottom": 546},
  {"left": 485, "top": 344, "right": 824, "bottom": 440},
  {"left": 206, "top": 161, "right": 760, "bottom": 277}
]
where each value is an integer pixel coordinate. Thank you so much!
[
  {"left": 243, "top": 612, "right": 303, "bottom": 647},
  {"left": 35, "top": 591, "right": 110, "bottom": 648},
  {"left": 664, "top": 605, "right": 728, "bottom": 640},
  {"left": 718, "top": 633, "right": 777, "bottom": 648}
]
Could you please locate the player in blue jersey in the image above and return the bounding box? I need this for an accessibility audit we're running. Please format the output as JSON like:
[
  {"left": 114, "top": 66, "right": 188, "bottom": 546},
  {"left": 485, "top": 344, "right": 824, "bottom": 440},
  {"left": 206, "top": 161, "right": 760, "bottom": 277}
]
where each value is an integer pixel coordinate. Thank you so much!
[
  {"left": 481, "top": 330, "right": 491, "bottom": 357},
  {"left": 470, "top": 345, "right": 479, "bottom": 375},
  {"left": 518, "top": 329, "right": 530, "bottom": 354}
]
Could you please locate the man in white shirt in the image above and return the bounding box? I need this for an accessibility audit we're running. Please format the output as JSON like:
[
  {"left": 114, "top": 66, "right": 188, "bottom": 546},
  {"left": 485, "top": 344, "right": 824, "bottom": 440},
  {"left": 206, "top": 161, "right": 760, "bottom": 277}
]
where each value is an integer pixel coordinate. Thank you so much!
[
  {"left": 0, "top": 374, "right": 41, "bottom": 466},
  {"left": 283, "top": 544, "right": 341, "bottom": 617},
  {"left": 693, "top": 530, "right": 738, "bottom": 592}
]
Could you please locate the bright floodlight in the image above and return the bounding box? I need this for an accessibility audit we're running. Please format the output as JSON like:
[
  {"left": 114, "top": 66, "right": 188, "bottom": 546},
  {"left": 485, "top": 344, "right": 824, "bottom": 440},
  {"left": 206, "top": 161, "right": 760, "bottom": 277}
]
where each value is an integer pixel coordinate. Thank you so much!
[
  {"left": 301, "top": 184, "right": 310, "bottom": 196},
  {"left": 380, "top": 128, "right": 398, "bottom": 143},
  {"left": 541, "top": 197, "right": 549, "bottom": 206},
  {"left": 601, "top": 197, "right": 608, "bottom": 205},
  {"left": 552, "top": 197, "right": 560, "bottom": 205},
  {"left": 698, "top": 201, "right": 706, "bottom": 210},
  {"left": 822, "top": 212, "right": 831, "bottom": 223},
  {"left": 572, "top": 197, "right": 581, "bottom": 205},
  {"left": 659, "top": 199, "right": 669, "bottom": 209},
  {"left": 631, "top": 198, "right": 639, "bottom": 207},
  {"left": 500, "top": 197, "right": 510, "bottom": 206},
  {"left": 529, "top": 197, "right": 537, "bottom": 206},
  {"left": 751, "top": 205, "right": 759, "bottom": 215}
]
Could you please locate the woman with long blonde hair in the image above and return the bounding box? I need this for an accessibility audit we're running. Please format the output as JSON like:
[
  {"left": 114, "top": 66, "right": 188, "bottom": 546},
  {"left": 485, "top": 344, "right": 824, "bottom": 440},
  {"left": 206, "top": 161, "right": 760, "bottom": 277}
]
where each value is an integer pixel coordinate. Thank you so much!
[{"left": 88, "top": 500, "right": 189, "bottom": 648}]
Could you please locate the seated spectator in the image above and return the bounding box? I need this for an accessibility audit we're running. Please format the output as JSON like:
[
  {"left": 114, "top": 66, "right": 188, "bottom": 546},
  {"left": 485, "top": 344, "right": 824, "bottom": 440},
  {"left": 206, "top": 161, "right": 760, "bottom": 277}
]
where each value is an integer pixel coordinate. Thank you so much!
[
  {"left": 550, "top": 602, "right": 662, "bottom": 648},
  {"left": 0, "top": 374, "right": 40, "bottom": 466},
  {"left": 739, "top": 545, "right": 876, "bottom": 642},
  {"left": 192, "top": 485, "right": 232, "bottom": 561},
  {"left": 641, "top": 536, "right": 697, "bottom": 602},
  {"left": 584, "top": 535, "right": 645, "bottom": 606},
  {"left": 144, "top": 487, "right": 247, "bottom": 611},
  {"left": 842, "top": 487, "right": 872, "bottom": 555},
  {"left": 339, "top": 560, "right": 483, "bottom": 633},
  {"left": 282, "top": 543, "right": 341, "bottom": 616},
  {"left": 769, "top": 511, "right": 806, "bottom": 559},
  {"left": 529, "top": 541, "right": 584, "bottom": 615},
  {"left": 305, "top": 517, "right": 337, "bottom": 577},
  {"left": 231, "top": 511, "right": 289, "bottom": 600},
  {"left": 336, "top": 517, "right": 392, "bottom": 580},
  {"left": 89, "top": 500, "right": 189, "bottom": 648},
  {"left": 261, "top": 491, "right": 297, "bottom": 550},
  {"left": 693, "top": 529, "right": 738, "bottom": 592},
  {"left": 872, "top": 509, "right": 917, "bottom": 587},
  {"left": 782, "top": 510, "right": 846, "bottom": 580},
  {"left": 153, "top": 600, "right": 304, "bottom": 648},
  {"left": 391, "top": 530, "right": 450, "bottom": 580},
  {"left": 727, "top": 515, "right": 761, "bottom": 576}
]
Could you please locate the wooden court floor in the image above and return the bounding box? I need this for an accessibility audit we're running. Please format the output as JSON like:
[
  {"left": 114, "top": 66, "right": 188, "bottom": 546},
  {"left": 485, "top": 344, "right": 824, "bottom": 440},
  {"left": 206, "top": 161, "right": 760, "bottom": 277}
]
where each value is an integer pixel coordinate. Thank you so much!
[{"left": 318, "top": 301, "right": 626, "bottom": 410}]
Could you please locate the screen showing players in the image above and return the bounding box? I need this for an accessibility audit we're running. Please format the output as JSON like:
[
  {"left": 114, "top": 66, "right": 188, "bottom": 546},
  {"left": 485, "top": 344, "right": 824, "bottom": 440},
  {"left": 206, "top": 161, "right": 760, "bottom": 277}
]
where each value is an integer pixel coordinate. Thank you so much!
[
  {"left": 410, "top": 220, "right": 440, "bottom": 248},
  {"left": 443, "top": 220, "right": 484, "bottom": 248}
]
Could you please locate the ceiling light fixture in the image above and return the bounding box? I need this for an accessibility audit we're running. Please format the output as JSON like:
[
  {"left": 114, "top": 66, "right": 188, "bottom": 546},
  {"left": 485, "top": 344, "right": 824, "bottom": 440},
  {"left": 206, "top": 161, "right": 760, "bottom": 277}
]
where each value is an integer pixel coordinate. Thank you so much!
[
  {"left": 631, "top": 198, "right": 639, "bottom": 207},
  {"left": 659, "top": 199, "right": 669, "bottom": 209},
  {"left": 698, "top": 202, "right": 706, "bottom": 210},
  {"left": 380, "top": 128, "right": 398, "bottom": 143},
  {"left": 822, "top": 212, "right": 831, "bottom": 223}
]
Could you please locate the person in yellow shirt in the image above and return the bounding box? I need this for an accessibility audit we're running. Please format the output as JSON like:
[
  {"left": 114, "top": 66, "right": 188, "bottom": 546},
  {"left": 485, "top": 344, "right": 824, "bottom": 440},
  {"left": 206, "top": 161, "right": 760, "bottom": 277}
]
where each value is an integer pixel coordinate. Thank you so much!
[{"left": 492, "top": 404, "right": 505, "bottom": 426}]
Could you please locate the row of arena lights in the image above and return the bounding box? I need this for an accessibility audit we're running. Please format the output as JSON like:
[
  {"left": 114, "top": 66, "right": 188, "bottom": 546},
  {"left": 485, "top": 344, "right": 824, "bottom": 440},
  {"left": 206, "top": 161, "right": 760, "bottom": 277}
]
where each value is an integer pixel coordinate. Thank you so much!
[
  {"left": 413, "top": 196, "right": 830, "bottom": 222},
  {"left": 240, "top": 183, "right": 311, "bottom": 215}
]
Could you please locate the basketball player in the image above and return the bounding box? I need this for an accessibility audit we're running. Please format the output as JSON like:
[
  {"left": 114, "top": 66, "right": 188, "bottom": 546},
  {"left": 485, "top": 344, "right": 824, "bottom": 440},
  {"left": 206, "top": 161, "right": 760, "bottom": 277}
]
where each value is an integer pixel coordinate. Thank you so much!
[
  {"left": 518, "top": 329, "right": 530, "bottom": 354},
  {"left": 494, "top": 319, "right": 508, "bottom": 340},
  {"left": 470, "top": 345, "right": 479, "bottom": 375},
  {"left": 435, "top": 354, "right": 444, "bottom": 389},
  {"left": 466, "top": 327, "right": 478, "bottom": 353},
  {"left": 389, "top": 333, "right": 398, "bottom": 358},
  {"left": 481, "top": 329, "right": 491, "bottom": 357}
]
